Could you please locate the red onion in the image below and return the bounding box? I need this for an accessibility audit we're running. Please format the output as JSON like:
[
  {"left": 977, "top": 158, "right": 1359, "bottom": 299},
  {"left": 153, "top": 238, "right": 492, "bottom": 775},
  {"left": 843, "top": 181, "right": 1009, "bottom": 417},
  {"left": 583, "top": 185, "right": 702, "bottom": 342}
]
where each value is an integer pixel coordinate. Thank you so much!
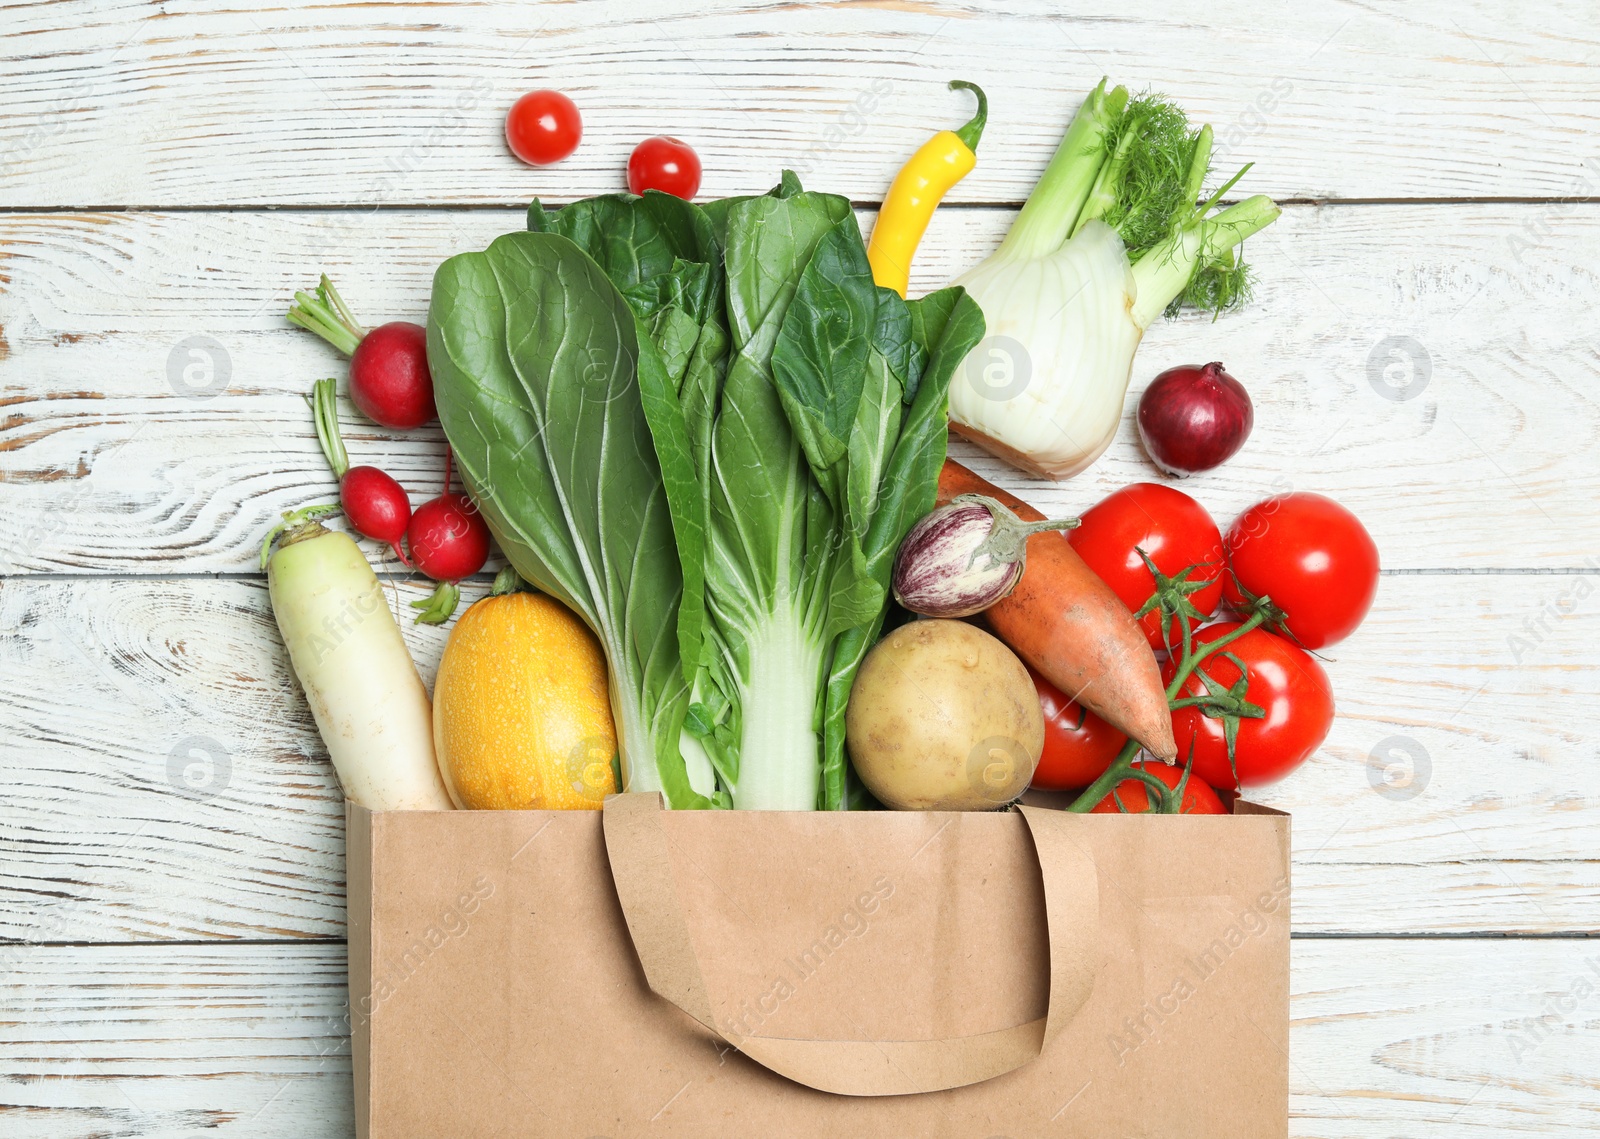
[
  {"left": 892, "top": 495, "right": 1077, "bottom": 618},
  {"left": 1136, "top": 361, "right": 1254, "bottom": 477}
]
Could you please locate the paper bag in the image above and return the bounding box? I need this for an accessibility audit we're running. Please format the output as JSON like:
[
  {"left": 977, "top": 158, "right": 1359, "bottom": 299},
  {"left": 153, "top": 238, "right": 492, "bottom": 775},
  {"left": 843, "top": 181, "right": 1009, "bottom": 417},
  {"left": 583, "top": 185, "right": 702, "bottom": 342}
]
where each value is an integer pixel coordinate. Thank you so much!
[{"left": 348, "top": 793, "right": 1289, "bottom": 1136}]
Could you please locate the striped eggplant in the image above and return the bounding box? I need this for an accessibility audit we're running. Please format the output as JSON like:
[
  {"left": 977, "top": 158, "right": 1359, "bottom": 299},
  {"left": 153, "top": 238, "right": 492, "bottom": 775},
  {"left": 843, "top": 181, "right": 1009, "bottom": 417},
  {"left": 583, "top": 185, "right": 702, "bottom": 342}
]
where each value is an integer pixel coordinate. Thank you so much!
[{"left": 891, "top": 494, "right": 1078, "bottom": 618}]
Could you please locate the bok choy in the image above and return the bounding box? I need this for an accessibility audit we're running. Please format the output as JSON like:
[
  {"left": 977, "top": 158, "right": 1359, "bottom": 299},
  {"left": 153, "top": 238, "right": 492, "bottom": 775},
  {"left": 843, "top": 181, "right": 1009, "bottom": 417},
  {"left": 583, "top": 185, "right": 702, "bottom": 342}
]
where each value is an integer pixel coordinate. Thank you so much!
[
  {"left": 428, "top": 176, "right": 984, "bottom": 810},
  {"left": 948, "top": 79, "right": 1280, "bottom": 480}
]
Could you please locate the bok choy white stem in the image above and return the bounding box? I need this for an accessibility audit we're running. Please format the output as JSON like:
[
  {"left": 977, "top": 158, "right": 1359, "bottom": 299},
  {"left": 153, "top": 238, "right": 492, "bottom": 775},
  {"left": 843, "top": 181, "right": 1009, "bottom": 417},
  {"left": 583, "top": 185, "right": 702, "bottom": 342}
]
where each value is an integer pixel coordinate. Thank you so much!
[{"left": 949, "top": 79, "right": 1281, "bottom": 480}]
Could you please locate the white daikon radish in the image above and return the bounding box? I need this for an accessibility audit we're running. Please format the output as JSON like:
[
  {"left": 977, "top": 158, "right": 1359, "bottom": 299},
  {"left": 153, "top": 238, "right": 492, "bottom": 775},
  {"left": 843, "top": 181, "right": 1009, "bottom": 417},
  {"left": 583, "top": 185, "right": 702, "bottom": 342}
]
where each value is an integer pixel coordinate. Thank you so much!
[{"left": 264, "top": 508, "right": 453, "bottom": 810}]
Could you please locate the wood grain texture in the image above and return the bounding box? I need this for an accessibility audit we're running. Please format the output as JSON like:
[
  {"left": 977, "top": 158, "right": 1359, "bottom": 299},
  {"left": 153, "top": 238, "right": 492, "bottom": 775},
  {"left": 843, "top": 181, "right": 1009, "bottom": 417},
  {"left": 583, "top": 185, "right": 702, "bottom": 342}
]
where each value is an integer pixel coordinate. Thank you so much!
[
  {"left": 0, "top": 576, "right": 474, "bottom": 943},
  {"left": 0, "top": 943, "right": 352, "bottom": 1138},
  {"left": 3, "top": 1, "right": 1598, "bottom": 207},
  {"left": 2, "top": 573, "right": 1594, "bottom": 941},
  {"left": 4, "top": 939, "right": 1600, "bottom": 1136},
  {"left": 4, "top": 3, "right": 1596, "bottom": 1128},
  {"left": 4, "top": 203, "right": 1597, "bottom": 573}
]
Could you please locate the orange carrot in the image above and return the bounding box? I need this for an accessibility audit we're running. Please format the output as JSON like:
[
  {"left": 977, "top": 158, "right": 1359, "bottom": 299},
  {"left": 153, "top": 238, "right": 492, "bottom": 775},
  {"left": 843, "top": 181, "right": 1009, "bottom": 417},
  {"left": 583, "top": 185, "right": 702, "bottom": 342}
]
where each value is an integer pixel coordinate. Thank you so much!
[{"left": 937, "top": 459, "right": 1177, "bottom": 762}]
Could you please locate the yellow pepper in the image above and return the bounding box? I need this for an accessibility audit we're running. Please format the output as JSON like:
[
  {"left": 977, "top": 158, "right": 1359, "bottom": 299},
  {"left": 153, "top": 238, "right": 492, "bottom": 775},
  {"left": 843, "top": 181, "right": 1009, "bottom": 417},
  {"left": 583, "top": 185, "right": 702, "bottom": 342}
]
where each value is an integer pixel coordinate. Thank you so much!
[{"left": 867, "top": 80, "right": 987, "bottom": 298}]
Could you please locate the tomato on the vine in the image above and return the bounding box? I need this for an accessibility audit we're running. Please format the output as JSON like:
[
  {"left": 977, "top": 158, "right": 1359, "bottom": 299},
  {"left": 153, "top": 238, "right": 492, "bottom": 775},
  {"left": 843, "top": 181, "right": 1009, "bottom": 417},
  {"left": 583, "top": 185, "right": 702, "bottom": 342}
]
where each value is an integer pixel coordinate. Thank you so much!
[
  {"left": 1028, "top": 665, "right": 1128, "bottom": 790},
  {"left": 1223, "top": 492, "right": 1379, "bottom": 649},
  {"left": 505, "top": 90, "right": 583, "bottom": 166},
  {"left": 1085, "top": 760, "right": 1226, "bottom": 814},
  {"left": 1165, "top": 622, "right": 1333, "bottom": 789},
  {"left": 627, "top": 136, "right": 702, "bottom": 200},
  {"left": 1068, "top": 482, "right": 1225, "bottom": 650}
]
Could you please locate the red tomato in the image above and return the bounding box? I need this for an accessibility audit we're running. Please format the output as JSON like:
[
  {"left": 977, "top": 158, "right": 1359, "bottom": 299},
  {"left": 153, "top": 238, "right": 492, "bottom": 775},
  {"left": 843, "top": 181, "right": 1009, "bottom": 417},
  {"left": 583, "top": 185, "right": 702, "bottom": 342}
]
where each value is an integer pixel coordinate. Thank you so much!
[
  {"left": 627, "top": 136, "right": 702, "bottom": 200},
  {"left": 1068, "top": 483, "right": 1225, "bottom": 650},
  {"left": 1223, "top": 492, "right": 1379, "bottom": 649},
  {"left": 1028, "top": 665, "right": 1128, "bottom": 790},
  {"left": 1086, "top": 760, "right": 1225, "bottom": 814},
  {"left": 505, "top": 90, "right": 582, "bottom": 166},
  {"left": 1165, "top": 622, "right": 1333, "bottom": 790}
]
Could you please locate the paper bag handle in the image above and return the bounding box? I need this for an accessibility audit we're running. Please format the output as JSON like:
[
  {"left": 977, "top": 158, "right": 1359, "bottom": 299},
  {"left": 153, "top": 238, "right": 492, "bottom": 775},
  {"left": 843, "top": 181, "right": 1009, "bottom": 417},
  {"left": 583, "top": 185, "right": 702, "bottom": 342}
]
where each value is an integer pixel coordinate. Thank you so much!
[{"left": 601, "top": 793, "right": 1099, "bottom": 1097}]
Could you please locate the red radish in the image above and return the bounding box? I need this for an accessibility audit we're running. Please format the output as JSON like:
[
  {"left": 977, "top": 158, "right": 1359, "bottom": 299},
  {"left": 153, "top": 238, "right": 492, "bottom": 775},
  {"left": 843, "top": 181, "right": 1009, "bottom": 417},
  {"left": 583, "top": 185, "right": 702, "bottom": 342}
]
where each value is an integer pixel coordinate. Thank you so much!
[
  {"left": 407, "top": 493, "right": 490, "bottom": 581},
  {"left": 339, "top": 466, "right": 411, "bottom": 558},
  {"left": 287, "top": 275, "right": 436, "bottom": 429},
  {"left": 349, "top": 322, "right": 434, "bottom": 429},
  {"left": 309, "top": 378, "right": 411, "bottom": 563},
  {"left": 1136, "top": 361, "right": 1253, "bottom": 477},
  {"left": 405, "top": 451, "right": 492, "bottom": 625}
]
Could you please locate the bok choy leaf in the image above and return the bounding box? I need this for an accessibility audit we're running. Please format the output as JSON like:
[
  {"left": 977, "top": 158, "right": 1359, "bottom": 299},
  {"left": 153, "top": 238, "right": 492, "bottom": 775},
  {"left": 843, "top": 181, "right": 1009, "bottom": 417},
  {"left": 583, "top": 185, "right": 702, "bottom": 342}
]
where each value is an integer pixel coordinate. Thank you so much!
[
  {"left": 427, "top": 232, "right": 717, "bottom": 808},
  {"left": 430, "top": 177, "right": 984, "bottom": 810}
]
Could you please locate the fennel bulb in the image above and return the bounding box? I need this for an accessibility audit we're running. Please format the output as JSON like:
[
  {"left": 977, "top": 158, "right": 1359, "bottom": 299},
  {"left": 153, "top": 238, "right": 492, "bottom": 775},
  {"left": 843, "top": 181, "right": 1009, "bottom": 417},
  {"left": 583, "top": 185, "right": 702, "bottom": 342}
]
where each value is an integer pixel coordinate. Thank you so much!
[{"left": 949, "top": 80, "right": 1281, "bottom": 480}]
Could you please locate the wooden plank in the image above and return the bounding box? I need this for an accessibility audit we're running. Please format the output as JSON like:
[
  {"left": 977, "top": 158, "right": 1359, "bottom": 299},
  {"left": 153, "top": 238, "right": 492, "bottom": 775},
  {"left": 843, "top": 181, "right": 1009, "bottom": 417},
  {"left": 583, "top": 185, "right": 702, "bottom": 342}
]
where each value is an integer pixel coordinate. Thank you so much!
[
  {"left": 0, "top": 943, "right": 352, "bottom": 1138},
  {"left": 2, "top": 1, "right": 1597, "bottom": 207},
  {"left": 4, "top": 938, "right": 1600, "bottom": 1136},
  {"left": 1, "top": 573, "right": 1595, "bottom": 941},
  {"left": 3, "top": 203, "right": 1596, "bottom": 572},
  {"left": 0, "top": 576, "right": 468, "bottom": 943}
]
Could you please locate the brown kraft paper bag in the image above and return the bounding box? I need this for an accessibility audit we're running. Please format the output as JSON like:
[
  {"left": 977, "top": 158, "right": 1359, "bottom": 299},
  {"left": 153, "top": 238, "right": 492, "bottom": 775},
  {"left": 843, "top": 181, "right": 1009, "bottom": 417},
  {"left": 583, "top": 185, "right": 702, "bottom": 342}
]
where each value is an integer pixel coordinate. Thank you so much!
[{"left": 347, "top": 792, "right": 1289, "bottom": 1137}]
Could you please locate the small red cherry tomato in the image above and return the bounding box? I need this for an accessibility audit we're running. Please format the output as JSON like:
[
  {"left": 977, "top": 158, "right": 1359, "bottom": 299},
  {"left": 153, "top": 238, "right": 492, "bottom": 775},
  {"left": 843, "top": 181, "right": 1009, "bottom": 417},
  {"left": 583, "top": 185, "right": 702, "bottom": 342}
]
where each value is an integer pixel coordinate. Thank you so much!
[
  {"left": 1165, "top": 622, "right": 1334, "bottom": 790},
  {"left": 1068, "top": 482, "right": 1225, "bottom": 650},
  {"left": 505, "top": 90, "right": 582, "bottom": 166},
  {"left": 1223, "top": 492, "right": 1379, "bottom": 649},
  {"left": 627, "top": 136, "right": 702, "bottom": 200},
  {"left": 1086, "top": 760, "right": 1226, "bottom": 814},
  {"left": 1028, "top": 665, "right": 1128, "bottom": 790}
]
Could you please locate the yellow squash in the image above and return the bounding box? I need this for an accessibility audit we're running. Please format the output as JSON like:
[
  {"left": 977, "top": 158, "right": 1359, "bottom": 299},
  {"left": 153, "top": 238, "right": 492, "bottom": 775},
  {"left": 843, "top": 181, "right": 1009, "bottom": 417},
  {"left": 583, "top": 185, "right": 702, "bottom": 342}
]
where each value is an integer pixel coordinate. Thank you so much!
[{"left": 433, "top": 591, "right": 618, "bottom": 810}]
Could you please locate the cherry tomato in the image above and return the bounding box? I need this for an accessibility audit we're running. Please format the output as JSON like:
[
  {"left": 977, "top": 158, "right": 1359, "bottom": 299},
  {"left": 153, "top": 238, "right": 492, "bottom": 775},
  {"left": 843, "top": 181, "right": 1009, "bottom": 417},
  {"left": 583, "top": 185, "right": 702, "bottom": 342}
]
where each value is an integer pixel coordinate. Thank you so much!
[
  {"left": 627, "top": 136, "right": 702, "bottom": 200},
  {"left": 505, "top": 90, "right": 582, "bottom": 166},
  {"left": 1165, "top": 622, "right": 1333, "bottom": 790},
  {"left": 1222, "top": 492, "right": 1378, "bottom": 649},
  {"left": 1028, "top": 665, "right": 1129, "bottom": 790},
  {"left": 1068, "top": 483, "right": 1225, "bottom": 650},
  {"left": 1086, "top": 760, "right": 1225, "bottom": 814}
]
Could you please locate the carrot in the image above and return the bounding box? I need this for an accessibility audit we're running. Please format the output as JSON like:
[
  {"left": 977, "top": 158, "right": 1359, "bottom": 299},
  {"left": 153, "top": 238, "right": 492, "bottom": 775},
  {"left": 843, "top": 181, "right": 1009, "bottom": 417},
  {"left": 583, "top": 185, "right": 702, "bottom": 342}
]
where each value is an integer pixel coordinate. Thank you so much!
[{"left": 937, "top": 460, "right": 1177, "bottom": 762}]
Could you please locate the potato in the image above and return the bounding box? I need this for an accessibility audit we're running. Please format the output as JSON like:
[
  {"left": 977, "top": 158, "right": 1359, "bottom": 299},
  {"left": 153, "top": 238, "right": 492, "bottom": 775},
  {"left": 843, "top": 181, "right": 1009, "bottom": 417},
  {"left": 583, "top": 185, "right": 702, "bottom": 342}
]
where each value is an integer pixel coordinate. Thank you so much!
[{"left": 846, "top": 619, "right": 1045, "bottom": 810}]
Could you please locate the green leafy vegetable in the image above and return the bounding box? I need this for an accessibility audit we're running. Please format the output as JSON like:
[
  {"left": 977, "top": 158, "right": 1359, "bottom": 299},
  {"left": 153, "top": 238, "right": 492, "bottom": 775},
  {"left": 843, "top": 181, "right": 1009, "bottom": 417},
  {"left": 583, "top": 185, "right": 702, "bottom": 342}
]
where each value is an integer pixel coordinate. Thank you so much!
[
  {"left": 427, "top": 232, "right": 716, "bottom": 809},
  {"left": 429, "top": 177, "right": 984, "bottom": 810}
]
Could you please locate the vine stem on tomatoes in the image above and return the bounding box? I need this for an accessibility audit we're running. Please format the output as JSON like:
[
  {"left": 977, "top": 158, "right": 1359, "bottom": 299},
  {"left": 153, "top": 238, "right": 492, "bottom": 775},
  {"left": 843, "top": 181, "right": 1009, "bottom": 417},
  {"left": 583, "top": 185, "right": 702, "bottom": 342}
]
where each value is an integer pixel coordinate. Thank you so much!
[
  {"left": 309, "top": 378, "right": 412, "bottom": 565},
  {"left": 1065, "top": 603, "right": 1269, "bottom": 813}
]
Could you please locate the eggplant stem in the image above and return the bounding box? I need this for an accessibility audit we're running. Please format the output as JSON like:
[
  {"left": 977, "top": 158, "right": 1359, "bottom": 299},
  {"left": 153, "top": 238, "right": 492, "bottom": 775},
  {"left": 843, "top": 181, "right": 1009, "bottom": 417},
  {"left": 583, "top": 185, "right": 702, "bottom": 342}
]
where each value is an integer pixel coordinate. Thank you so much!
[{"left": 954, "top": 494, "right": 1078, "bottom": 569}]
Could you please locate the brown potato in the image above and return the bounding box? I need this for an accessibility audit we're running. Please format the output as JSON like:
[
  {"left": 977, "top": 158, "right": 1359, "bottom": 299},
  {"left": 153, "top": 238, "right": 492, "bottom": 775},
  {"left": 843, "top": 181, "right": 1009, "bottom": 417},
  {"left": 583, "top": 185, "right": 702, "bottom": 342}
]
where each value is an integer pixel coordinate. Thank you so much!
[{"left": 846, "top": 619, "right": 1045, "bottom": 810}]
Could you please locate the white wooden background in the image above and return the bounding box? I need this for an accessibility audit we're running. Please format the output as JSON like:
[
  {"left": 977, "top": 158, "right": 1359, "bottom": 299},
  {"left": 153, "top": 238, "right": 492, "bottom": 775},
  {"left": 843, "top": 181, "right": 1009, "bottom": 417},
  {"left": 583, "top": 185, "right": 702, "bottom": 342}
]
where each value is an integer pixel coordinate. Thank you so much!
[{"left": 2, "top": 1, "right": 1598, "bottom": 1134}]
